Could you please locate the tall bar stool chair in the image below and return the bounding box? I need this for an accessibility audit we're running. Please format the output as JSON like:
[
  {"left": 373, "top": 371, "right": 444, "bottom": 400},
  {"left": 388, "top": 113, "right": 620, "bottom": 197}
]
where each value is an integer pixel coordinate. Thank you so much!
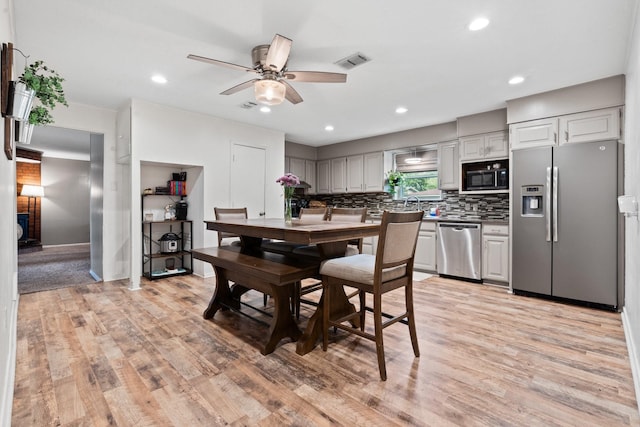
[
  {"left": 320, "top": 210, "right": 423, "bottom": 380},
  {"left": 291, "top": 207, "right": 366, "bottom": 319},
  {"left": 214, "top": 207, "right": 268, "bottom": 306}
]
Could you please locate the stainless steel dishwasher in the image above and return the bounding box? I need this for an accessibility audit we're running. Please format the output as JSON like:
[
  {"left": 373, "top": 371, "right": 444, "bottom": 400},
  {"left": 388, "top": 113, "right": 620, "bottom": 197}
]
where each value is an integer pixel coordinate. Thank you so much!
[{"left": 437, "top": 222, "right": 482, "bottom": 281}]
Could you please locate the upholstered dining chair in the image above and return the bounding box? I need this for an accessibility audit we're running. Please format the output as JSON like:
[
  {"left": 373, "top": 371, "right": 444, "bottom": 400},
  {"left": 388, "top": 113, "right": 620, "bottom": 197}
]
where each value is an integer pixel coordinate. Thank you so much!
[
  {"left": 320, "top": 210, "right": 424, "bottom": 381},
  {"left": 329, "top": 207, "right": 368, "bottom": 253},
  {"left": 213, "top": 207, "right": 248, "bottom": 247},
  {"left": 297, "top": 207, "right": 329, "bottom": 222},
  {"left": 214, "top": 207, "right": 268, "bottom": 305}
]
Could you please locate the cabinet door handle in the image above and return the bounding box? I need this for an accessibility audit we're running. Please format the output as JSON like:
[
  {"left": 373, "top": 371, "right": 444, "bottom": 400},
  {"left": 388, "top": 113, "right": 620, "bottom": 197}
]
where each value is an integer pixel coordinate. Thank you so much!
[{"left": 564, "top": 130, "right": 569, "bottom": 142}]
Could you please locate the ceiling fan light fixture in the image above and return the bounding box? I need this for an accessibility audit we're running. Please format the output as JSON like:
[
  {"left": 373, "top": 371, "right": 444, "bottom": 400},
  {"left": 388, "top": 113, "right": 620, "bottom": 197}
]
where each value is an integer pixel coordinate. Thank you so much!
[{"left": 254, "top": 79, "right": 286, "bottom": 105}]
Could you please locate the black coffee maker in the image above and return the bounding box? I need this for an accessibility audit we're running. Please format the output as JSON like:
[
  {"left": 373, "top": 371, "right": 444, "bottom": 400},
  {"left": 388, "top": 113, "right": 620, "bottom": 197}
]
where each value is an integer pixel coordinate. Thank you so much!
[{"left": 175, "top": 200, "right": 188, "bottom": 220}]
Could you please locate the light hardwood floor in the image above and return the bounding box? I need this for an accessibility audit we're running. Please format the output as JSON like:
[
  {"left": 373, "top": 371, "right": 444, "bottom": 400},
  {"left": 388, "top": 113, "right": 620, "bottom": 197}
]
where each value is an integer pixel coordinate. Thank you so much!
[{"left": 12, "top": 275, "right": 640, "bottom": 426}]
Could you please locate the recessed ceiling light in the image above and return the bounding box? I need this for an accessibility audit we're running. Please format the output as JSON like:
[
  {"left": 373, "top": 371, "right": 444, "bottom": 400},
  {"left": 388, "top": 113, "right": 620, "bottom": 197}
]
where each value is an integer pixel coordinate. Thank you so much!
[
  {"left": 395, "top": 107, "right": 408, "bottom": 114},
  {"left": 468, "top": 17, "right": 489, "bottom": 31},
  {"left": 260, "top": 106, "right": 271, "bottom": 113},
  {"left": 509, "top": 75, "right": 525, "bottom": 85},
  {"left": 151, "top": 74, "right": 167, "bottom": 84},
  {"left": 325, "top": 125, "right": 334, "bottom": 132}
]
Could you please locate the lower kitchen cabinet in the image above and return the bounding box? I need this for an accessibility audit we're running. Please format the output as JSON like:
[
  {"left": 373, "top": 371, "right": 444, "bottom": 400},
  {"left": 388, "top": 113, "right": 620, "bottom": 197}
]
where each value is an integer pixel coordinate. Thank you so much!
[
  {"left": 414, "top": 221, "right": 437, "bottom": 272},
  {"left": 361, "top": 219, "right": 380, "bottom": 255},
  {"left": 482, "top": 224, "right": 509, "bottom": 283}
]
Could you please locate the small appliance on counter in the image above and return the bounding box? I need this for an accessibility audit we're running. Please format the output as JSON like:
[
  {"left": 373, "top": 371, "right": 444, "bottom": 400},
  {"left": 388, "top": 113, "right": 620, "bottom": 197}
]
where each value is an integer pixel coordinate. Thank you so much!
[{"left": 175, "top": 200, "right": 188, "bottom": 220}]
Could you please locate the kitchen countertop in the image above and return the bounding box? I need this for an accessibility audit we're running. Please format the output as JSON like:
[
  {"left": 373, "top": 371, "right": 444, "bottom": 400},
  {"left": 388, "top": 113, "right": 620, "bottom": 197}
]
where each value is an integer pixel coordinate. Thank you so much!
[{"left": 367, "top": 213, "right": 508, "bottom": 225}]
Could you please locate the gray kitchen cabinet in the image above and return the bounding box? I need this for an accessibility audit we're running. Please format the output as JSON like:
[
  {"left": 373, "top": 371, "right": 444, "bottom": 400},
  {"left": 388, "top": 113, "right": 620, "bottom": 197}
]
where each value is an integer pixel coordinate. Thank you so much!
[
  {"left": 316, "top": 160, "right": 331, "bottom": 194},
  {"left": 558, "top": 107, "right": 620, "bottom": 145},
  {"left": 437, "top": 141, "right": 459, "bottom": 190},
  {"left": 482, "top": 224, "right": 509, "bottom": 283},
  {"left": 305, "top": 160, "right": 317, "bottom": 195},
  {"left": 414, "top": 221, "right": 437, "bottom": 272},
  {"left": 331, "top": 157, "right": 347, "bottom": 193},
  {"left": 510, "top": 107, "right": 620, "bottom": 150},
  {"left": 284, "top": 156, "right": 290, "bottom": 174},
  {"left": 362, "top": 219, "right": 380, "bottom": 255},
  {"left": 289, "top": 157, "right": 306, "bottom": 180},
  {"left": 510, "top": 118, "right": 559, "bottom": 150},
  {"left": 329, "top": 152, "right": 383, "bottom": 194},
  {"left": 346, "top": 155, "right": 364, "bottom": 192},
  {"left": 363, "top": 152, "right": 384, "bottom": 192},
  {"left": 459, "top": 131, "right": 508, "bottom": 161}
]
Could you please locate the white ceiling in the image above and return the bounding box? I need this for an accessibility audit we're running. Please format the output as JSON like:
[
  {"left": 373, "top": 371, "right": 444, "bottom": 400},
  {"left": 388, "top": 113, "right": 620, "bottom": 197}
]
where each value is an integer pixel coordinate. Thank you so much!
[{"left": 12, "top": 0, "right": 638, "bottom": 150}]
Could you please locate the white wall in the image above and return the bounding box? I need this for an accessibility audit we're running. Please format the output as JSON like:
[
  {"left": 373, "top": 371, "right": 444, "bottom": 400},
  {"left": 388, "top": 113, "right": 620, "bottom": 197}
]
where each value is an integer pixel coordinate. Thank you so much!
[
  {"left": 48, "top": 103, "right": 123, "bottom": 280},
  {"left": 623, "top": 1, "right": 640, "bottom": 412},
  {"left": 0, "top": 0, "right": 17, "bottom": 423},
  {"left": 128, "top": 99, "right": 285, "bottom": 289}
]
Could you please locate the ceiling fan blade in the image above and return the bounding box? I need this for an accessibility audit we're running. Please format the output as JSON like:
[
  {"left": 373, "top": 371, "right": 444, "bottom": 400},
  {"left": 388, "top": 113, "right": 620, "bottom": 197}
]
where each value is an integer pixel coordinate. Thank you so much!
[
  {"left": 265, "top": 34, "right": 292, "bottom": 71},
  {"left": 282, "top": 81, "right": 303, "bottom": 104},
  {"left": 187, "top": 54, "right": 257, "bottom": 73},
  {"left": 220, "top": 79, "right": 260, "bottom": 95},
  {"left": 284, "top": 71, "right": 347, "bottom": 83}
]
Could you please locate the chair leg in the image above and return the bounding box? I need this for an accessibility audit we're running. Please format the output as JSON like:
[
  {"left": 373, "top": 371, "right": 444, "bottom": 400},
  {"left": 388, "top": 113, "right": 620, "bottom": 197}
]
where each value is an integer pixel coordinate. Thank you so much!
[
  {"left": 373, "top": 292, "right": 387, "bottom": 381},
  {"left": 322, "top": 278, "right": 330, "bottom": 351},
  {"left": 406, "top": 283, "right": 420, "bottom": 357},
  {"left": 359, "top": 291, "right": 366, "bottom": 331},
  {"left": 263, "top": 293, "right": 268, "bottom": 306}
]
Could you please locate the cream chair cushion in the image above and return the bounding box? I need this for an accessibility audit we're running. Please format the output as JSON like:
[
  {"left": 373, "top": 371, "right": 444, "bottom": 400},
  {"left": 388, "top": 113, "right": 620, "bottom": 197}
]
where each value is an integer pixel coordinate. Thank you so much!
[{"left": 320, "top": 254, "right": 407, "bottom": 285}]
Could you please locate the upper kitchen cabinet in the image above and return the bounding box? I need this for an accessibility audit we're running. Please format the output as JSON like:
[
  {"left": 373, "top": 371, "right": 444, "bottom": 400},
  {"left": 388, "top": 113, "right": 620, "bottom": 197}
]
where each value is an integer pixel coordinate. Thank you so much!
[
  {"left": 510, "top": 107, "right": 621, "bottom": 150},
  {"left": 558, "top": 108, "right": 620, "bottom": 145},
  {"left": 285, "top": 156, "right": 317, "bottom": 194},
  {"left": 437, "top": 141, "right": 459, "bottom": 190},
  {"left": 509, "top": 118, "right": 558, "bottom": 150},
  {"left": 305, "top": 160, "right": 317, "bottom": 195},
  {"left": 288, "top": 157, "right": 306, "bottom": 180},
  {"left": 363, "top": 152, "right": 384, "bottom": 192},
  {"left": 331, "top": 157, "right": 347, "bottom": 193},
  {"left": 317, "top": 160, "right": 331, "bottom": 194},
  {"left": 329, "top": 152, "right": 384, "bottom": 193},
  {"left": 459, "top": 131, "right": 508, "bottom": 161},
  {"left": 346, "top": 155, "right": 364, "bottom": 192}
]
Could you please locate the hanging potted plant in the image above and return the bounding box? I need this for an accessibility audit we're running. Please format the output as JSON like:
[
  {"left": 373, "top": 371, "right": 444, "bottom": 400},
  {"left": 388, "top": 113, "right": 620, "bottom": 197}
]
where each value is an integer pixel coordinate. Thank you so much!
[{"left": 15, "top": 60, "right": 68, "bottom": 144}]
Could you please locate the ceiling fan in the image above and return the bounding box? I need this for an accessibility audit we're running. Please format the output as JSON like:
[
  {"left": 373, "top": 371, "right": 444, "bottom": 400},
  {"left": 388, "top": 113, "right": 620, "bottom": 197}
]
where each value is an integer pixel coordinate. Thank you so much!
[{"left": 187, "top": 34, "right": 347, "bottom": 106}]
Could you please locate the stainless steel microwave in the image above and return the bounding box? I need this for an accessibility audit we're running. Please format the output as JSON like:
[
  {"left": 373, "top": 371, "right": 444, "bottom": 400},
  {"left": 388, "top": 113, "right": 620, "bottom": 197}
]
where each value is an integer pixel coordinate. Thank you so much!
[{"left": 464, "top": 168, "right": 508, "bottom": 191}]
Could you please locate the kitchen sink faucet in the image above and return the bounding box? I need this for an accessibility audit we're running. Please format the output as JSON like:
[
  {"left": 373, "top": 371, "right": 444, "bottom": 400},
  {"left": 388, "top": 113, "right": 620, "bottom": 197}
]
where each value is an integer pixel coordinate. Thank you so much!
[{"left": 404, "top": 196, "right": 421, "bottom": 211}]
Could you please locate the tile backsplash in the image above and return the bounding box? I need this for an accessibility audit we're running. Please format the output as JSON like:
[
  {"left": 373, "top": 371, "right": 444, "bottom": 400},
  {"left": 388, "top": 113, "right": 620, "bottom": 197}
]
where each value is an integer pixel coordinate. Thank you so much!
[{"left": 309, "top": 190, "right": 509, "bottom": 221}]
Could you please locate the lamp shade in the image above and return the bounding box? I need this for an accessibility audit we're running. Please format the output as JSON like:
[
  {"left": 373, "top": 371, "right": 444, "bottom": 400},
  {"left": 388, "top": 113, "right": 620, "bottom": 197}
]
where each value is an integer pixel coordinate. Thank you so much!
[
  {"left": 21, "top": 184, "right": 44, "bottom": 197},
  {"left": 254, "top": 79, "right": 286, "bottom": 105}
]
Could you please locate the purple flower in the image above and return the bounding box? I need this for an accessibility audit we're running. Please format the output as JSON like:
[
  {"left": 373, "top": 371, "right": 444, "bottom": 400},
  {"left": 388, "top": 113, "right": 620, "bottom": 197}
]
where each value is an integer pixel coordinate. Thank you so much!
[{"left": 276, "top": 173, "right": 300, "bottom": 187}]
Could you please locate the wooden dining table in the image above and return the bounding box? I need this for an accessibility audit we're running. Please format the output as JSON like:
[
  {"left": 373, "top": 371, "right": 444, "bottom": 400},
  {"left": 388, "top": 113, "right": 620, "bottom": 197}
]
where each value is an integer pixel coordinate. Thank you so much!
[{"left": 201, "top": 217, "right": 380, "bottom": 355}]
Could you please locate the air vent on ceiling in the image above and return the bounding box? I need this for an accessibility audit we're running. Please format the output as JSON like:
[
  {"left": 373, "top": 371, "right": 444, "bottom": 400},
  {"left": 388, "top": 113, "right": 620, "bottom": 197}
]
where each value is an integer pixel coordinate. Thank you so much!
[
  {"left": 335, "top": 52, "right": 371, "bottom": 70},
  {"left": 240, "top": 101, "right": 258, "bottom": 109}
]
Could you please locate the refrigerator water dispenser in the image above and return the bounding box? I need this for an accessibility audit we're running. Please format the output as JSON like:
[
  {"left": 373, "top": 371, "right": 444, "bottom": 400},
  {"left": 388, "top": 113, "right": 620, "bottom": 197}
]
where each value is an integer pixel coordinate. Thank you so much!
[{"left": 522, "top": 186, "right": 543, "bottom": 217}]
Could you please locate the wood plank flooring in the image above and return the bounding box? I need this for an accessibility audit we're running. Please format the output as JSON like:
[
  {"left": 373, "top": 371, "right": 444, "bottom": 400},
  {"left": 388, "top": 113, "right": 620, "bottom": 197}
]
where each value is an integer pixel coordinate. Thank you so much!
[{"left": 12, "top": 275, "right": 640, "bottom": 426}]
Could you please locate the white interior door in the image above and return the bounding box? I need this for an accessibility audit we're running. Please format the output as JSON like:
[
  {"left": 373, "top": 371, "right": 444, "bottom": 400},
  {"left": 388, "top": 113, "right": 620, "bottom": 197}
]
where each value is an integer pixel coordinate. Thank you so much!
[{"left": 230, "top": 143, "right": 266, "bottom": 218}]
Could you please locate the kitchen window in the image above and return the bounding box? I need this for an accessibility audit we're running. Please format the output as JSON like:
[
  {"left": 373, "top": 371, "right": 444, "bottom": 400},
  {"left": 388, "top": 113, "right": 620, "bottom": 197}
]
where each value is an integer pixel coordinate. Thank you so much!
[{"left": 394, "top": 147, "right": 442, "bottom": 201}]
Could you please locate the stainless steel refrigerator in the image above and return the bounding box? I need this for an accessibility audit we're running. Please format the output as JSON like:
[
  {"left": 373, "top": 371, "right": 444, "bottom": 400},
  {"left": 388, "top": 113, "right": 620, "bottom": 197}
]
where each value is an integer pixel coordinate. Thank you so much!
[{"left": 512, "top": 140, "right": 622, "bottom": 309}]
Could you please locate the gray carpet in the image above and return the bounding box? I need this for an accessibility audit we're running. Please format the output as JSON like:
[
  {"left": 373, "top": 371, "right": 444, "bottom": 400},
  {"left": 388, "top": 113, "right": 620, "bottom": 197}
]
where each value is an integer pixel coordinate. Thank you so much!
[{"left": 18, "top": 244, "right": 97, "bottom": 294}]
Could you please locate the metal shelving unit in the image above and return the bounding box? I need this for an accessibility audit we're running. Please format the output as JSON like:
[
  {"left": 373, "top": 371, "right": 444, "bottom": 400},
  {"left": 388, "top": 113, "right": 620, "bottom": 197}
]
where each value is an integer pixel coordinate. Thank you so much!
[{"left": 141, "top": 195, "right": 192, "bottom": 280}]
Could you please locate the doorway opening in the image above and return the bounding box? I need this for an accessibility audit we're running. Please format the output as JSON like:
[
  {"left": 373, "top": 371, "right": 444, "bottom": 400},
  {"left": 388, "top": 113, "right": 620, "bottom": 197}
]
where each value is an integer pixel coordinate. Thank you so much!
[{"left": 16, "top": 126, "right": 104, "bottom": 294}]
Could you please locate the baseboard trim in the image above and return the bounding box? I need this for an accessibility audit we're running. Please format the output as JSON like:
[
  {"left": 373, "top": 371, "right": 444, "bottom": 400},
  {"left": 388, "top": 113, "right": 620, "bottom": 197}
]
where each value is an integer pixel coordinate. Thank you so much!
[
  {"left": 0, "top": 297, "right": 18, "bottom": 425},
  {"left": 622, "top": 308, "right": 640, "bottom": 415}
]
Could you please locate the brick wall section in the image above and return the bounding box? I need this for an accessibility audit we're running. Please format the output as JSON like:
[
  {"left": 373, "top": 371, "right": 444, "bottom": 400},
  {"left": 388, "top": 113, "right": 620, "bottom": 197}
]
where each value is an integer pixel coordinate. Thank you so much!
[{"left": 16, "top": 149, "right": 42, "bottom": 241}]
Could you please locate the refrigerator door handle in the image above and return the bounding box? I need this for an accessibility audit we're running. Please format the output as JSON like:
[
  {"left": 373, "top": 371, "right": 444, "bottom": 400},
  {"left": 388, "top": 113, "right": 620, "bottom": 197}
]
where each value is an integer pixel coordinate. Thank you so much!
[
  {"left": 546, "top": 167, "right": 551, "bottom": 242},
  {"left": 553, "top": 166, "right": 559, "bottom": 242}
]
